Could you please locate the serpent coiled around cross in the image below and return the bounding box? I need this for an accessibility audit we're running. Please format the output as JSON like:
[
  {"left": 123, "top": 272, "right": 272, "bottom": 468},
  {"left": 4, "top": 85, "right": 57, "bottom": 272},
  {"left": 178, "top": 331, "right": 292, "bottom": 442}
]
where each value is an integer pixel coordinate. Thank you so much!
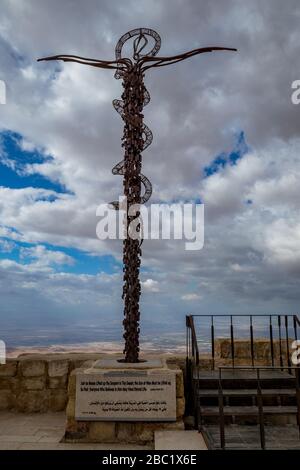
[{"left": 38, "top": 28, "right": 236, "bottom": 362}]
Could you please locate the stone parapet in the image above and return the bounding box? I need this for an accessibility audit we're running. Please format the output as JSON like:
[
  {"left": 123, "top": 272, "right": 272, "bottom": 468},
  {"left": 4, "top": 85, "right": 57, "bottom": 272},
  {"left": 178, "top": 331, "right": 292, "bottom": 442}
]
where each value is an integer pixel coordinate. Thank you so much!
[
  {"left": 0, "top": 338, "right": 293, "bottom": 415},
  {"left": 0, "top": 353, "right": 185, "bottom": 413},
  {"left": 0, "top": 353, "right": 103, "bottom": 412},
  {"left": 213, "top": 338, "right": 294, "bottom": 366}
]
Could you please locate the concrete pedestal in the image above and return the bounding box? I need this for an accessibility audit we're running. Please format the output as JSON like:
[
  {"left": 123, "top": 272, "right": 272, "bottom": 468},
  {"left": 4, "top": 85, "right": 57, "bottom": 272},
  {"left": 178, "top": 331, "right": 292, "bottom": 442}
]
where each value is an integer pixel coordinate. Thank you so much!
[{"left": 64, "top": 356, "right": 185, "bottom": 444}]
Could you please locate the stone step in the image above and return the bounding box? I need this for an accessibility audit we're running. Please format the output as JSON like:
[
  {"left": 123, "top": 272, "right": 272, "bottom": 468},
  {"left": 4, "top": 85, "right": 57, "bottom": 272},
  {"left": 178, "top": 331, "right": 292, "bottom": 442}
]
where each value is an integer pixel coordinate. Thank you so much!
[
  {"left": 201, "top": 424, "right": 300, "bottom": 450},
  {"left": 194, "top": 369, "right": 296, "bottom": 383},
  {"left": 195, "top": 377, "right": 295, "bottom": 390},
  {"left": 154, "top": 430, "right": 208, "bottom": 450},
  {"left": 197, "top": 388, "right": 296, "bottom": 397},
  {"left": 200, "top": 405, "right": 298, "bottom": 416}
]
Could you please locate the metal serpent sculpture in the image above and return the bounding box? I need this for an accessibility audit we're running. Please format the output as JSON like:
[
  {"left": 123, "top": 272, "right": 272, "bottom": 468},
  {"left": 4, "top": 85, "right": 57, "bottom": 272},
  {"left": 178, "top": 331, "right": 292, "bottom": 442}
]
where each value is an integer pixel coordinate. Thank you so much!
[
  {"left": 110, "top": 32, "right": 154, "bottom": 210},
  {"left": 38, "top": 28, "right": 236, "bottom": 363}
]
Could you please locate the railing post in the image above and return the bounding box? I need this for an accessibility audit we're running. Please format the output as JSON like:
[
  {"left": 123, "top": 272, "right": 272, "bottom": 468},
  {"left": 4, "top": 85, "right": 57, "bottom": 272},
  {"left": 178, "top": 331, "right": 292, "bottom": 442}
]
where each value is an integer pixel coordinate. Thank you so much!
[
  {"left": 185, "top": 321, "right": 188, "bottom": 365},
  {"left": 230, "top": 315, "right": 235, "bottom": 368},
  {"left": 285, "top": 315, "right": 291, "bottom": 373},
  {"left": 218, "top": 368, "right": 225, "bottom": 450},
  {"left": 257, "top": 368, "right": 266, "bottom": 450},
  {"left": 250, "top": 315, "right": 254, "bottom": 367},
  {"left": 294, "top": 315, "right": 298, "bottom": 342},
  {"left": 269, "top": 316, "right": 275, "bottom": 367},
  {"left": 211, "top": 316, "right": 215, "bottom": 370},
  {"left": 185, "top": 315, "right": 192, "bottom": 416},
  {"left": 193, "top": 364, "right": 200, "bottom": 431},
  {"left": 278, "top": 315, "right": 284, "bottom": 371},
  {"left": 186, "top": 315, "right": 200, "bottom": 366},
  {"left": 295, "top": 368, "right": 300, "bottom": 438}
]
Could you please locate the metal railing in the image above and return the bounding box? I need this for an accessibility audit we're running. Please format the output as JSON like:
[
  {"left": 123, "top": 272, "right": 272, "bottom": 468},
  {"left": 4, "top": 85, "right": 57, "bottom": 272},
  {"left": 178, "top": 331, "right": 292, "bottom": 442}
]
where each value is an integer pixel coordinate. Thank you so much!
[
  {"left": 185, "top": 315, "right": 199, "bottom": 416},
  {"left": 186, "top": 314, "right": 199, "bottom": 365},
  {"left": 217, "top": 366, "right": 300, "bottom": 450},
  {"left": 186, "top": 314, "right": 300, "bottom": 370}
]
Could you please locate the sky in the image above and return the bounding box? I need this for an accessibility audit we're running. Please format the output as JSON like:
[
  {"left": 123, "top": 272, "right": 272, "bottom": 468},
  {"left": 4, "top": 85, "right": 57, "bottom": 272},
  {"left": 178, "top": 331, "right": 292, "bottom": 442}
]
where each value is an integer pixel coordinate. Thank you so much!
[{"left": 0, "top": 0, "right": 300, "bottom": 349}]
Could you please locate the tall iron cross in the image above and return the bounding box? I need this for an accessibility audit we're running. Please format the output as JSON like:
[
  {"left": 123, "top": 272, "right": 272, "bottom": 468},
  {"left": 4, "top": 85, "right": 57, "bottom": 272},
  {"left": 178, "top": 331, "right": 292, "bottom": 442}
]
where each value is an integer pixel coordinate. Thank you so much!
[{"left": 38, "top": 28, "right": 236, "bottom": 363}]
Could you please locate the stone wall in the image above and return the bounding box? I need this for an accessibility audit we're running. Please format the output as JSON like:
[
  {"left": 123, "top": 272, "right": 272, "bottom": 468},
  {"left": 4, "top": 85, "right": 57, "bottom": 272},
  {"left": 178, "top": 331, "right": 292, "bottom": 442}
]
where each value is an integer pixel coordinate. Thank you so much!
[
  {"left": 0, "top": 353, "right": 105, "bottom": 412},
  {"left": 188, "top": 338, "right": 294, "bottom": 370},
  {"left": 0, "top": 353, "right": 186, "bottom": 413},
  {"left": 0, "top": 338, "right": 294, "bottom": 414},
  {"left": 215, "top": 338, "right": 293, "bottom": 366}
]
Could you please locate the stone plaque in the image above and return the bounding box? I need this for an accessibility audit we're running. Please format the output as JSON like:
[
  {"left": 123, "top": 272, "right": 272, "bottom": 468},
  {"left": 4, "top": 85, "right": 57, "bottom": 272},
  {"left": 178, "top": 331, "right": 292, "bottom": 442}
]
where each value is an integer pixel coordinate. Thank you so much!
[{"left": 75, "top": 370, "right": 176, "bottom": 421}]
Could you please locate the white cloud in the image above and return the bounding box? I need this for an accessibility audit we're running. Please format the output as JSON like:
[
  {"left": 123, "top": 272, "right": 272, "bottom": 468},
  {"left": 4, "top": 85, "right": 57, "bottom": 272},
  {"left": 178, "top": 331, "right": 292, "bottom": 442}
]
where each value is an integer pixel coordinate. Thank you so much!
[
  {"left": 141, "top": 278, "right": 160, "bottom": 293},
  {"left": 181, "top": 293, "right": 202, "bottom": 301},
  {"left": 20, "top": 244, "right": 74, "bottom": 267},
  {"left": 262, "top": 220, "right": 300, "bottom": 273}
]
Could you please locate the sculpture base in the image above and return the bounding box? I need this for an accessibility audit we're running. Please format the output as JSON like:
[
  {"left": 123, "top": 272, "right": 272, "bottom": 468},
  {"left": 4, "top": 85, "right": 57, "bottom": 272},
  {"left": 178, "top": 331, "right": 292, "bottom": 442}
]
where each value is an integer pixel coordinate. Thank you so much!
[
  {"left": 90, "top": 357, "right": 163, "bottom": 370},
  {"left": 64, "top": 355, "right": 185, "bottom": 444}
]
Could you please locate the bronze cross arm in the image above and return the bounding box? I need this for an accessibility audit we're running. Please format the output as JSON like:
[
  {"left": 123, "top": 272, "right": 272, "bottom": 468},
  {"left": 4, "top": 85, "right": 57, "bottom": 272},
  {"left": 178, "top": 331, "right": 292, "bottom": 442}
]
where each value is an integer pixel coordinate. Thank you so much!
[
  {"left": 139, "top": 46, "right": 237, "bottom": 71},
  {"left": 37, "top": 54, "right": 131, "bottom": 70}
]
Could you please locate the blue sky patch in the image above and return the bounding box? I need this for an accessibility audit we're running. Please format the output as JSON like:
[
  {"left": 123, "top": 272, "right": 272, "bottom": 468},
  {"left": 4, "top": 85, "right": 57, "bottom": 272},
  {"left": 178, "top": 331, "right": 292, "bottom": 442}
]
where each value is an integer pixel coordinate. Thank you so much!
[
  {"left": 204, "top": 131, "right": 249, "bottom": 177},
  {"left": 0, "top": 236, "right": 121, "bottom": 275},
  {"left": 0, "top": 130, "right": 69, "bottom": 193}
]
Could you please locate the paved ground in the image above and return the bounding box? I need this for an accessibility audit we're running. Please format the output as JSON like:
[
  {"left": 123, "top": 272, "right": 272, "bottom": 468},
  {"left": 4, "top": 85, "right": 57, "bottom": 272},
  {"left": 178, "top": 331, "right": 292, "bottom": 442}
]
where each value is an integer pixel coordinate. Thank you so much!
[
  {"left": 155, "top": 430, "right": 207, "bottom": 450},
  {"left": 203, "top": 424, "right": 300, "bottom": 449},
  {"left": 0, "top": 412, "right": 152, "bottom": 450}
]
